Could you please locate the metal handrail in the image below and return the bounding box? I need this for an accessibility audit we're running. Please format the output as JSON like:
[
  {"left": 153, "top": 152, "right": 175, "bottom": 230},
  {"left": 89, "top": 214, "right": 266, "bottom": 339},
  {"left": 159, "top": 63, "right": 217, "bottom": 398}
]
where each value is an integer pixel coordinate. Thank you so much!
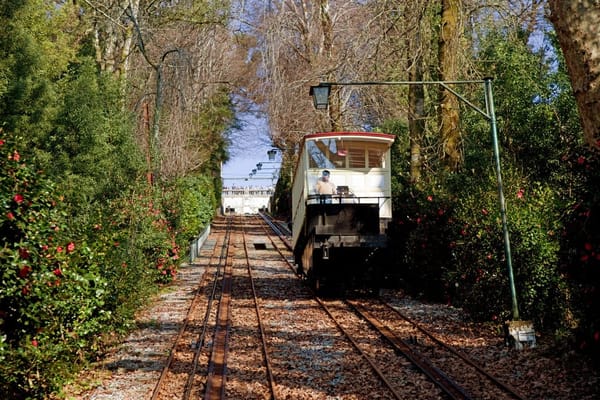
[{"left": 306, "top": 194, "right": 390, "bottom": 206}]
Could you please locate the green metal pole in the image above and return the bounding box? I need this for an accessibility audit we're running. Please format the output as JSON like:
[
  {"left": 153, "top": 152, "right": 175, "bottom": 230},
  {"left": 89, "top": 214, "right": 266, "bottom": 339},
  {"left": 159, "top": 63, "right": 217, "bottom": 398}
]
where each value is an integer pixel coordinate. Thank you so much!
[{"left": 484, "top": 77, "right": 520, "bottom": 321}]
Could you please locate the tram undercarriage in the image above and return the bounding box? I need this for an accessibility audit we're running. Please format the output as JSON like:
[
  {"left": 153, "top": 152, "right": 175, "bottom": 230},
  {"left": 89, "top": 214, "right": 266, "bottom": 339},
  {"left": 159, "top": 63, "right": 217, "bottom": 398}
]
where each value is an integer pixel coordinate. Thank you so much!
[{"left": 294, "top": 202, "right": 391, "bottom": 294}]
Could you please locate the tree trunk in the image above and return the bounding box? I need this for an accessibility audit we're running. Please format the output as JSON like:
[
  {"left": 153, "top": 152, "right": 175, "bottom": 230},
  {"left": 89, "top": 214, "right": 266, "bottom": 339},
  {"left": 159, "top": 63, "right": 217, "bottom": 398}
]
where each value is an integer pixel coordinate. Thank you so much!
[
  {"left": 438, "top": 0, "right": 462, "bottom": 170},
  {"left": 548, "top": 0, "right": 600, "bottom": 148},
  {"left": 85, "top": 0, "right": 139, "bottom": 79},
  {"left": 408, "top": 29, "right": 425, "bottom": 184},
  {"left": 317, "top": 0, "right": 342, "bottom": 132}
]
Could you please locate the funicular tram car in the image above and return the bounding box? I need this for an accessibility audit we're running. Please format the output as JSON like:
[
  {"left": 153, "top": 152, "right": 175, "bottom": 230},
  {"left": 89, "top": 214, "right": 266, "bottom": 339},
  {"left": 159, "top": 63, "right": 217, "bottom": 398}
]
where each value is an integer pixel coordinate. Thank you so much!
[{"left": 291, "top": 131, "right": 395, "bottom": 292}]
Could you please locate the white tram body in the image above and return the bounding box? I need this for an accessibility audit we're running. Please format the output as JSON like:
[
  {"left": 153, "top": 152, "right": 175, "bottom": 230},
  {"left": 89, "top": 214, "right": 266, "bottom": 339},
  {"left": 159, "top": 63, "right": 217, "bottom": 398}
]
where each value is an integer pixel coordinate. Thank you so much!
[{"left": 291, "top": 131, "right": 395, "bottom": 290}]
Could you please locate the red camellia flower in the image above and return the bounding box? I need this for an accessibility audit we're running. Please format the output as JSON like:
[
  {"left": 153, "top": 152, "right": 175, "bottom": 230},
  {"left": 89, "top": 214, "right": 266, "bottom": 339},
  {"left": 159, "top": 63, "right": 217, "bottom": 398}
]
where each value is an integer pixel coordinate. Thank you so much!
[
  {"left": 53, "top": 268, "right": 62, "bottom": 277},
  {"left": 516, "top": 188, "right": 525, "bottom": 199},
  {"left": 427, "top": 195, "right": 433, "bottom": 201},
  {"left": 66, "top": 242, "right": 75, "bottom": 253},
  {"left": 0, "top": 139, "right": 5, "bottom": 146},
  {"left": 31, "top": 339, "right": 38, "bottom": 347},
  {"left": 12, "top": 150, "right": 20, "bottom": 162},
  {"left": 6, "top": 212, "right": 15, "bottom": 220},
  {"left": 19, "top": 248, "right": 30, "bottom": 259},
  {"left": 13, "top": 194, "right": 24, "bottom": 204},
  {"left": 18, "top": 265, "right": 31, "bottom": 278},
  {"left": 584, "top": 243, "right": 593, "bottom": 251},
  {"left": 577, "top": 155, "right": 586, "bottom": 165},
  {"left": 56, "top": 246, "right": 63, "bottom": 253}
]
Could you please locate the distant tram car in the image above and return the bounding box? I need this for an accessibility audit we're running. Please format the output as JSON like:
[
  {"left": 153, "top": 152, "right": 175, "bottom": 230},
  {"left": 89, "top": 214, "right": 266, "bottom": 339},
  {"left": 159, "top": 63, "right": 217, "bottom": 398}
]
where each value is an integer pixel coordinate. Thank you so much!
[{"left": 291, "top": 131, "right": 395, "bottom": 292}]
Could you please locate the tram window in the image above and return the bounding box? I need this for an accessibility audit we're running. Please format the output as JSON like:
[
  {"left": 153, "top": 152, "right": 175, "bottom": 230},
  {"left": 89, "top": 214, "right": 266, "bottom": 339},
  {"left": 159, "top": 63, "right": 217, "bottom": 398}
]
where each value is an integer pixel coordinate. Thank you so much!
[
  {"left": 368, "top": 148, "right": 384, "bottom": 168},
  {"left": 307, "top": 141, "right": 329, "bottom": 168},
  {"left": 307, "top": 139, "right": 387, "bottom": 169},
  {"left": 348, "top": 148, "right": 366, "bottom": 168},
  {"left": 307, "top": 140, "right": 337, "bottom": 169}
]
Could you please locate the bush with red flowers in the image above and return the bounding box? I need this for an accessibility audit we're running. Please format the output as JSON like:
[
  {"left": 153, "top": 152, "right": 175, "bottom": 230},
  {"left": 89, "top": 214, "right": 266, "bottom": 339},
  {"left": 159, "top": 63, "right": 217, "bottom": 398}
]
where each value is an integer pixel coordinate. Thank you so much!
[
  {"left": 557, "top": 147, "right": 600, "bottom": 360},
  {"left": 0, "top": 133, "right": 110, "bottom": 397}
]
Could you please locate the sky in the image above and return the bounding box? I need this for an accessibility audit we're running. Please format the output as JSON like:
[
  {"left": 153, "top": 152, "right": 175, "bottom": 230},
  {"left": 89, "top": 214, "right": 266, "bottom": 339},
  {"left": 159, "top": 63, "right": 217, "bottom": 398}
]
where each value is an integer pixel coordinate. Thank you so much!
[{"left": 221, "top": 113, "right": 281, "bottom": 188}]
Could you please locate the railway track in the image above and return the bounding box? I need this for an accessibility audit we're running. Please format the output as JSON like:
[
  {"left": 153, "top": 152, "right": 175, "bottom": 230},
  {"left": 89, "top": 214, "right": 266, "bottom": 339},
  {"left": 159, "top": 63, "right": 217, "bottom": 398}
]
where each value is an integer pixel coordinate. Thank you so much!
[
  {"left": 261, "top": 212, "right": 528, "bottom": 399},
  {"left": 150, "top": 216, "right": 231, "bottom": 399},
  {"left": 345, "top": 298, "right": 528, "bottom": 400},
  {"left": 206, "top": 215, "right": 278, "bottom": 399},
  {"left": 147, "top": 214, "right": 528, "bottom": 399}
]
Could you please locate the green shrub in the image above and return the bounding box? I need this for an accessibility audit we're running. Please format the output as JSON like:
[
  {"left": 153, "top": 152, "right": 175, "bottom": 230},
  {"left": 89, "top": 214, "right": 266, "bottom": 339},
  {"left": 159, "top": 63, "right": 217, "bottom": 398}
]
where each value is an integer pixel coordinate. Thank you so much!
[
  {"left": 0, "top": 133, "right": 194, "bottom": 398},
  {"left": 162, "top": 175, "right": 216, "bottom": 244},
  {"left": 391, "top": 188, "right": 454, "bottom": 301},
  {"left": 0, "top": 133, "right": 110, "bottom": 398},
  {"left": 445, "top": 169, "right": 566, "bottom": 327},
  {"left": 558, "top": 147, "right": 600, "bottom": 358}
]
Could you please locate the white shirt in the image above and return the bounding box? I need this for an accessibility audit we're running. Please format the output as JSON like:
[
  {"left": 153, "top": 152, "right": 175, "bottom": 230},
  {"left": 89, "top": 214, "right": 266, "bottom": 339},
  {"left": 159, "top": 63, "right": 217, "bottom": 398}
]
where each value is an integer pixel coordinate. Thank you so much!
[{"left": 315, "top": 178, "right": 336, "bottom": 195}]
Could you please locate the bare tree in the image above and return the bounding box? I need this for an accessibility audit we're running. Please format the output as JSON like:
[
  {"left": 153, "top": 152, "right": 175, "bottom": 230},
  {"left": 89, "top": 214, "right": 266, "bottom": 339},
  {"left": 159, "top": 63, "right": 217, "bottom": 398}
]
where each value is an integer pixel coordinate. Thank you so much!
[
  {"left": 123, "top": 1, "right": 238, "bottom": 180},
  {"left": 248, "top": 0, "right": 410, "bottom": 154}
]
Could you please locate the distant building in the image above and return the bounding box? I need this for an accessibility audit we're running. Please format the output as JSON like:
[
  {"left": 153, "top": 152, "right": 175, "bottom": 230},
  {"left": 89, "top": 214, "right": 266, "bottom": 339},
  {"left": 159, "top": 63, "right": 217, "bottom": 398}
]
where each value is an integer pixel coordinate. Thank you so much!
[{"left": 222, "top": 186, "right": 274, "bottom": 214}]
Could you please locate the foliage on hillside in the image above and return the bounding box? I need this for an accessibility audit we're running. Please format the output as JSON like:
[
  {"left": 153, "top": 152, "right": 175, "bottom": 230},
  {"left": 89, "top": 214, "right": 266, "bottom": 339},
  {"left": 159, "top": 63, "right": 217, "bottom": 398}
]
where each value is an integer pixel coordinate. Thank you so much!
[
  {"left": 0, "top": 1, "right": 229, "bottom": 398},
  {"left": 388, "top": 30, "right": 600, "bottom": 360}
]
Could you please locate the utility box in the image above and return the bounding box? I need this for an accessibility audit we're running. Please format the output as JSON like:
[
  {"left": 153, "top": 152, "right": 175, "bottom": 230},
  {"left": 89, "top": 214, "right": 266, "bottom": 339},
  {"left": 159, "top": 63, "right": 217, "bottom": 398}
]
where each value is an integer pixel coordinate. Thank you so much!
[{"left": 506, "top": 320, "right": 536, "bottom": 350}]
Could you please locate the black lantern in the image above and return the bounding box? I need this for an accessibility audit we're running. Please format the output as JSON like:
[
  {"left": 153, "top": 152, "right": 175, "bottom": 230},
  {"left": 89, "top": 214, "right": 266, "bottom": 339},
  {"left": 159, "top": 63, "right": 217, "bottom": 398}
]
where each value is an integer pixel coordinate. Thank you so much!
[
  {"left": 309, "top": 83, "right": 331, "bottom": 110},
  {"left": 267, "top": 149, "right": 277, "bottom": 161}
]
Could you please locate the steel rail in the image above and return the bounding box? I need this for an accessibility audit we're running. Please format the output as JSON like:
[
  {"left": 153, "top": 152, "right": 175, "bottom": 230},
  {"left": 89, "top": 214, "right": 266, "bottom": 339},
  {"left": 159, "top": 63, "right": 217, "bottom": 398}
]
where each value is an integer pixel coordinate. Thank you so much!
[
  {"left": 348, "top": 300, "right": 474, "bottom": 400},
  {"left": 204, "top": 216, "right": 236, "bottom": 399},
  {"left": 261, "top": 214, "right": 464, "bottom": 400},
  {"left": 181, "top": 217, "right": 233, "bottom": 400},
  {"left": 260, "top": 214, "right": 403, "bottom": 398},
  {"left": 242, "top": 216, "right": 279, "bottom": 400},
  {"left": 315, "top": 297, "right": 405, "bottom": 400},
  {"left": 381, "top": 300, "right": 528, "bottom": 400},
  {"left": 258, "top": 212, "right": 292, "bottom": 250},
  {"left": 150, "top": 216, "right": 230, "bottom": 400},
  {"left": 262, "top": 212, "right": 466, "bottom": 398}
]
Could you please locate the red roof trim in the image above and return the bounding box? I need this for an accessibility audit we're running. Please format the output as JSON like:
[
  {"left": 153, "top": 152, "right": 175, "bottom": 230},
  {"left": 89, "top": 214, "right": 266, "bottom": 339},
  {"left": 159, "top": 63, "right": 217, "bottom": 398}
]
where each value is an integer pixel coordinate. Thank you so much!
[{"left": 303, "top": 131, "right": 395, "bottom": 141}]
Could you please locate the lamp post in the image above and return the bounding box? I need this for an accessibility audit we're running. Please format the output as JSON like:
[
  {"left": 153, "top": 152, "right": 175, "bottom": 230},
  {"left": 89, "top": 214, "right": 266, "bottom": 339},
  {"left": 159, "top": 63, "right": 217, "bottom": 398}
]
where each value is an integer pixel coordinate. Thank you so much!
[
  {"left": 267, "top": 149, "right": 278, "bottom": 161},
  {"left": 256, "top": 162, "right": 279, "bottom": 171},
  {"left": 309, "top": 84, "right": 332, "bottom": 110},
  {"left": 310, "top": 78, "right": 521, "bottom": 322},
  {"left": 222, "top": 176, "right": 273, "bottom": 181}
]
